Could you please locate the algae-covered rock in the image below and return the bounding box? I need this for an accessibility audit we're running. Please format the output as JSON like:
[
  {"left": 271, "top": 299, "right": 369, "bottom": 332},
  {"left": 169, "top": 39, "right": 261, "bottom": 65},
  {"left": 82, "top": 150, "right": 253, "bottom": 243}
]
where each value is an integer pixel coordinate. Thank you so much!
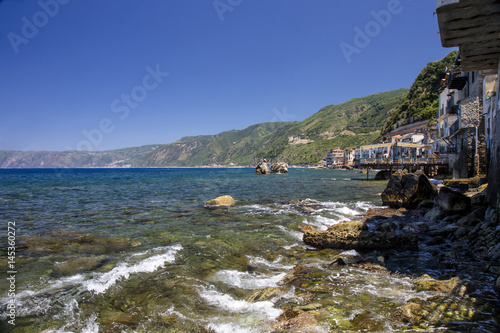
[
  {"left": 391, "top": 297, "right": 475, "bottom": 327},
  {"left": 52, "top": 256, "right": 106, "bottom": 277},
  {"left": 391, "top": 301, "right": 426, "bottom": 325},
  {"left": 302, "top": 222, "right": 418, "bottom": 251},
  {"left": 273, "top": 307, "right": 318, "bottom": 332},
  {"left": 245, "top": 286, "right": 292, "bottom": 302},
  {"left": 351, "top": 311, "right": 386, "bottom": 331},
  {"left": 203, "top": 195, "right": 236, "bottom": 207},
  {"left": 415, "top": 274, "right": 467, "bottom": 296}
]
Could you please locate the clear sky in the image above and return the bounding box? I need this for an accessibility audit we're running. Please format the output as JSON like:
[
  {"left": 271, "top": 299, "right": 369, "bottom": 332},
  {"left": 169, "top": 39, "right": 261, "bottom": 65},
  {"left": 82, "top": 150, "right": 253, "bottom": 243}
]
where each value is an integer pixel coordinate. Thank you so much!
[{"left": 0, "top": 0, "right": 455, "bottom": 152}]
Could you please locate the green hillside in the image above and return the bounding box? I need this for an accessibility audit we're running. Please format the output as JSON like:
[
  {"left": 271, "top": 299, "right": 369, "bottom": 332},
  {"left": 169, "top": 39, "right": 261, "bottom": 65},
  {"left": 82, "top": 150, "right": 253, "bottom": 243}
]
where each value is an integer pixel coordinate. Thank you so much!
[
  {"left": 0, "top": 89, "right": 407, "bottom": 167},
  {"left": 382, "top": 51, "right": 458, "bottom": 134},
  {"left": 137, "top": 89, "right": 407, "bottom": 166}
]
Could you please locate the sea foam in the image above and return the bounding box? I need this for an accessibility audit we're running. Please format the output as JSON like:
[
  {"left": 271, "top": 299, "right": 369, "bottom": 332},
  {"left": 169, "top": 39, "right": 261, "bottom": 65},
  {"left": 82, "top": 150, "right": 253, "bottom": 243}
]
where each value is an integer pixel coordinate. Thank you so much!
[{"left": 84, "top": 244, "right": 183, "bottom": 294}]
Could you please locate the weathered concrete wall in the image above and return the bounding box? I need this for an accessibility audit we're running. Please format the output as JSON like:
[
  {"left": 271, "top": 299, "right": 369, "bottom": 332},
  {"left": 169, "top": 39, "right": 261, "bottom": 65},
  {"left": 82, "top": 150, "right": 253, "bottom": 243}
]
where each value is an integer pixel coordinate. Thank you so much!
[
  {"left": 486, "top": 61, "right": 500, "bottom": 208},
  {"left": 452, "top": 129, "right": 475, "bottom": 178}
]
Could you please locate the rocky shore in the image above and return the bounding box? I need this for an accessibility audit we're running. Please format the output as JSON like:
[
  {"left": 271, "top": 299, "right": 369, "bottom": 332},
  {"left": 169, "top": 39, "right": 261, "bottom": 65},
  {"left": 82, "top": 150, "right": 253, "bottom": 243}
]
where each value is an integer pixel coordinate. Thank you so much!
[{"left": 269, "top": 169, "right": 500, "bottom": 332}]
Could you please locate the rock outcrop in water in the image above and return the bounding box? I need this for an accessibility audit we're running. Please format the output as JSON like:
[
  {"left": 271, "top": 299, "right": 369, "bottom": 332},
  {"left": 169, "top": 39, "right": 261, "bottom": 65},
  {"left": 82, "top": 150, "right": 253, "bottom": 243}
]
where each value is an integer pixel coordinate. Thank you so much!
[
  {"left": 271, "top": 162, "right": 289, "bottom": 174},
  {"left": 381, "top": 170, "right": 438, "bottom": 209},
  {"left": 203, "top": 195, "right": 236, "bottom": 207},
  {"left": 301, "top": 221, "right": 418, "bottom": 251},
  {"left": 255, "top": 159, "right": 271, "bottom": 175}
]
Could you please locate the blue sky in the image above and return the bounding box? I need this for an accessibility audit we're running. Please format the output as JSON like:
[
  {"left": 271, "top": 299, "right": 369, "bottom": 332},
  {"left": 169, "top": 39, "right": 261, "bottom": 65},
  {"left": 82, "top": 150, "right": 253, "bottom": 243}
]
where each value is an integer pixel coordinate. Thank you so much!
[{"left": 0, "top": 0, "right": 455, "bottom": 151}]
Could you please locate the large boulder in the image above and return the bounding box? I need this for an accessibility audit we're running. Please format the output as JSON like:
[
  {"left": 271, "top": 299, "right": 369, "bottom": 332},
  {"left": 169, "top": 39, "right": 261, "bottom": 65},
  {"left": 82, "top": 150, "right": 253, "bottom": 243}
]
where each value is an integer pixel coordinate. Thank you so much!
[
  {"left": 271, "top": 162, "right": 289, "bottom": 174},
  {"left": 302, "top": 221, "right": 418, "bottom": 251},
  {"left": 255, "top": 160, "right": 271, "bottom": 175},
  {"left": 374, "top": 170, "right": 392, "bottom": 180},
  {"left": 203, "top": 195, "right": 236, "bottom": 207},
  {"left": 434, "top": 187, "right": 471, "bottom": 214},
  {"left": 381, "top": 170, "right": 438, "bottom": 209}
]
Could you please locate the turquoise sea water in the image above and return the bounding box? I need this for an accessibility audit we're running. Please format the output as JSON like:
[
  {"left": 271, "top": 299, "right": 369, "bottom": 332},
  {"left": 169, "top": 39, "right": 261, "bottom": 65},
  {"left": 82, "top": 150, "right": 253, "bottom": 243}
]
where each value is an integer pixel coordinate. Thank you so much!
[{"left": 0, "top": 168, "right": 498, "bottom": 332}]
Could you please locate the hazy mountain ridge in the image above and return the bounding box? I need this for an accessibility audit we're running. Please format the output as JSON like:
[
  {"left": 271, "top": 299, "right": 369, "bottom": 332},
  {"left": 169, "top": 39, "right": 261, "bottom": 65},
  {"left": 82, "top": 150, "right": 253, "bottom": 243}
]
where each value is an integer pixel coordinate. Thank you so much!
[{"left": 0, "top": 89, "right": 406, "bottom": 167}]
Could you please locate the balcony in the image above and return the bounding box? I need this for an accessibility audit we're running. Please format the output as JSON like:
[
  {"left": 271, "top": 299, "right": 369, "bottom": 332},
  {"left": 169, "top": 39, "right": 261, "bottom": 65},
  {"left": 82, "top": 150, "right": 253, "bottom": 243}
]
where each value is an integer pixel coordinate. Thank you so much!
[{"left": 436, "top": 0, "right": 500, "bottom": 71}]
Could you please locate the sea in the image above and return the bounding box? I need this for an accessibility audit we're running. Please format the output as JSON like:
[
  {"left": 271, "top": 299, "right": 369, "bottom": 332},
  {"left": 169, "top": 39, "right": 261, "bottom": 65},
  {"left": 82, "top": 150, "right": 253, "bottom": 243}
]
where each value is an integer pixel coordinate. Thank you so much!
[{"left": 0, "top": 168, "right": 498, "bottom": 332}]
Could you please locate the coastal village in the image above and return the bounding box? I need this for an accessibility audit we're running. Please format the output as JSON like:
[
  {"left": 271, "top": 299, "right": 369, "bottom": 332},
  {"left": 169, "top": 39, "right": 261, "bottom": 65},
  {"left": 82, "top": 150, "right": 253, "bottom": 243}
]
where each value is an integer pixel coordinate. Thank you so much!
[{"left": 316, "top": 0, "right": 500, "bottom": 211}]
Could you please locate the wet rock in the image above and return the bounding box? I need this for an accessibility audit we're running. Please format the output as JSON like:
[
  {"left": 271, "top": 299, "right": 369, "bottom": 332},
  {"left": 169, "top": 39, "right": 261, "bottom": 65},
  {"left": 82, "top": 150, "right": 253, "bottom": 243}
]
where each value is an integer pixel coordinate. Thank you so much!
[
  {"left": 294, "top": 293, "right": 315, "bottom": 306},
  {"left": 273, "top": 307, "right": 318, "bottom": 332},
  {"left": 381, "top": 170, "right": 438, "bottom": 209},
  {"left": 427, "top": 235, "right": 446, "bottom": 246},
  {"left": 488, "top": 243, "right": 500, "bottom": 261},
  {"left": 434, "top": 187, "right": 471, "bottom": 214},
  {"left": 19, "top": 230, "right": 135, "bottom": 257},
  {"left": 465, "top": 183, "right": 488, "bottom": 205},
  {"left": 281, "top": 264, "right": 313, "bottom": 286},
  {"left": 402, "top": 222, "right": 429, "bottom": 234},
  {"left": 245, "top": 286, "right": 292, "bottom": 302},
  {"left": 302, "top": 222, "right": 418, "bottom": 251},
  {"left": 203, "top": 195, "right": 236, "bottom": 207},
  {"left": 496, "top": 276, "right": 500, "bottom": 289},
  {"left": 351, "top": 311, "right": 386, "bottom": 331},
  {"left": 390, "top": 301, "right": 425, "bottom": 325},
  {"left": 349, "top": 261, "right": 390, "bottom": 275},
  {"left": 412, "top": 200, "right": 436, "bottom": 217},
  {"left": 415, "top": 274, "right": 467, "bottom": 296},
  {"left": 443, "top": 175, "right": 483, "bottom": 187},
  {"left": 424, "top": 206, "right": 446, "bottom": 221},
  {"left": 271, "top": 162, "right": 289, "bottom": 174},
  {"left": 327, "top": 258, "right": 346, "bottom": 269},
  {"left": 374, "top": 170, "right": 392, "bottom": 180},
  {"left": 297, "top": 302, "right": 322, "bottom": 311},
  {"left": 100, "top": 310, "right": 139, "bottom": 329},
  {"left": 255, "top": 159, "right": 271, "bottom": 175},
  {"left": 361, "top": 207, "right": 408, "bottom": 224},
  {"left": 376, "top": 220, "right": 399, "bottom": 232},
  {"left": 159, "top": 313, "right": 213, "bottom": 333},
  {"left": 391, "top": 297, "right": 475, "bottom": 327}
]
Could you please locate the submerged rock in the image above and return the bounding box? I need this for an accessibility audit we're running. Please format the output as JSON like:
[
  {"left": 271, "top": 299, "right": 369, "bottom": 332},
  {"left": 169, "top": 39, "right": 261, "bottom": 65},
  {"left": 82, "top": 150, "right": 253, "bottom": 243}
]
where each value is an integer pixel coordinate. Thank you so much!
[
  {"left": 391, "top": 296, "right": 475, "bottom": 327},
  {"left": 52, "top": 256, "right": 106, "bottom": 277},
  {"left": 415, "top": 274, "right": 467, "bottom": 296},
  {"left": 203, "top": 195, "right": 236, "bottom": 207},
  {"left": 352, "top": 311, "right": 386, "bottom": 331},
  {"left": 381, "top": 170, "right": 438, "bottom": 209},
  {"left": 302, "top": 222, "right": 418, "bottom": 251},
  {"left": 245, "top": 286, "right": 292, "bottom": 302},
  {"left": 273, "top": 307, "right": 318, "bottom": 332}
]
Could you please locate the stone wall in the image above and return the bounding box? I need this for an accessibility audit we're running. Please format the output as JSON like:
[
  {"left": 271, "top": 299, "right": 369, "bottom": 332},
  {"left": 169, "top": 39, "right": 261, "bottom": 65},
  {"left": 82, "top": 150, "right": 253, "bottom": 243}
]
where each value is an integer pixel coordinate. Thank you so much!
[{"left": 460, "top": 96, "right": 481, "bottom": 128}]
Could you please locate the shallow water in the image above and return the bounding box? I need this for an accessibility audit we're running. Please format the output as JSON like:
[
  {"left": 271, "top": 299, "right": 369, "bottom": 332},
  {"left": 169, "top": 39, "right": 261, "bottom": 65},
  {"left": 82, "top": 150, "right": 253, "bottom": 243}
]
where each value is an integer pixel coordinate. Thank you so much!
[{"left": 0, "top": 168, "right": 498, "bottom": 332}]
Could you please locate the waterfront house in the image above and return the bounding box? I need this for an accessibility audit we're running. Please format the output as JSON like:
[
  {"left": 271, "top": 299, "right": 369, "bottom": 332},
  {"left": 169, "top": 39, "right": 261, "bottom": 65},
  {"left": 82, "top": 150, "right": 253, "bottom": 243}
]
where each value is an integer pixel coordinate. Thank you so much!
[{"left": 436, "top": 0, "right": 500, "bottom": 205}]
